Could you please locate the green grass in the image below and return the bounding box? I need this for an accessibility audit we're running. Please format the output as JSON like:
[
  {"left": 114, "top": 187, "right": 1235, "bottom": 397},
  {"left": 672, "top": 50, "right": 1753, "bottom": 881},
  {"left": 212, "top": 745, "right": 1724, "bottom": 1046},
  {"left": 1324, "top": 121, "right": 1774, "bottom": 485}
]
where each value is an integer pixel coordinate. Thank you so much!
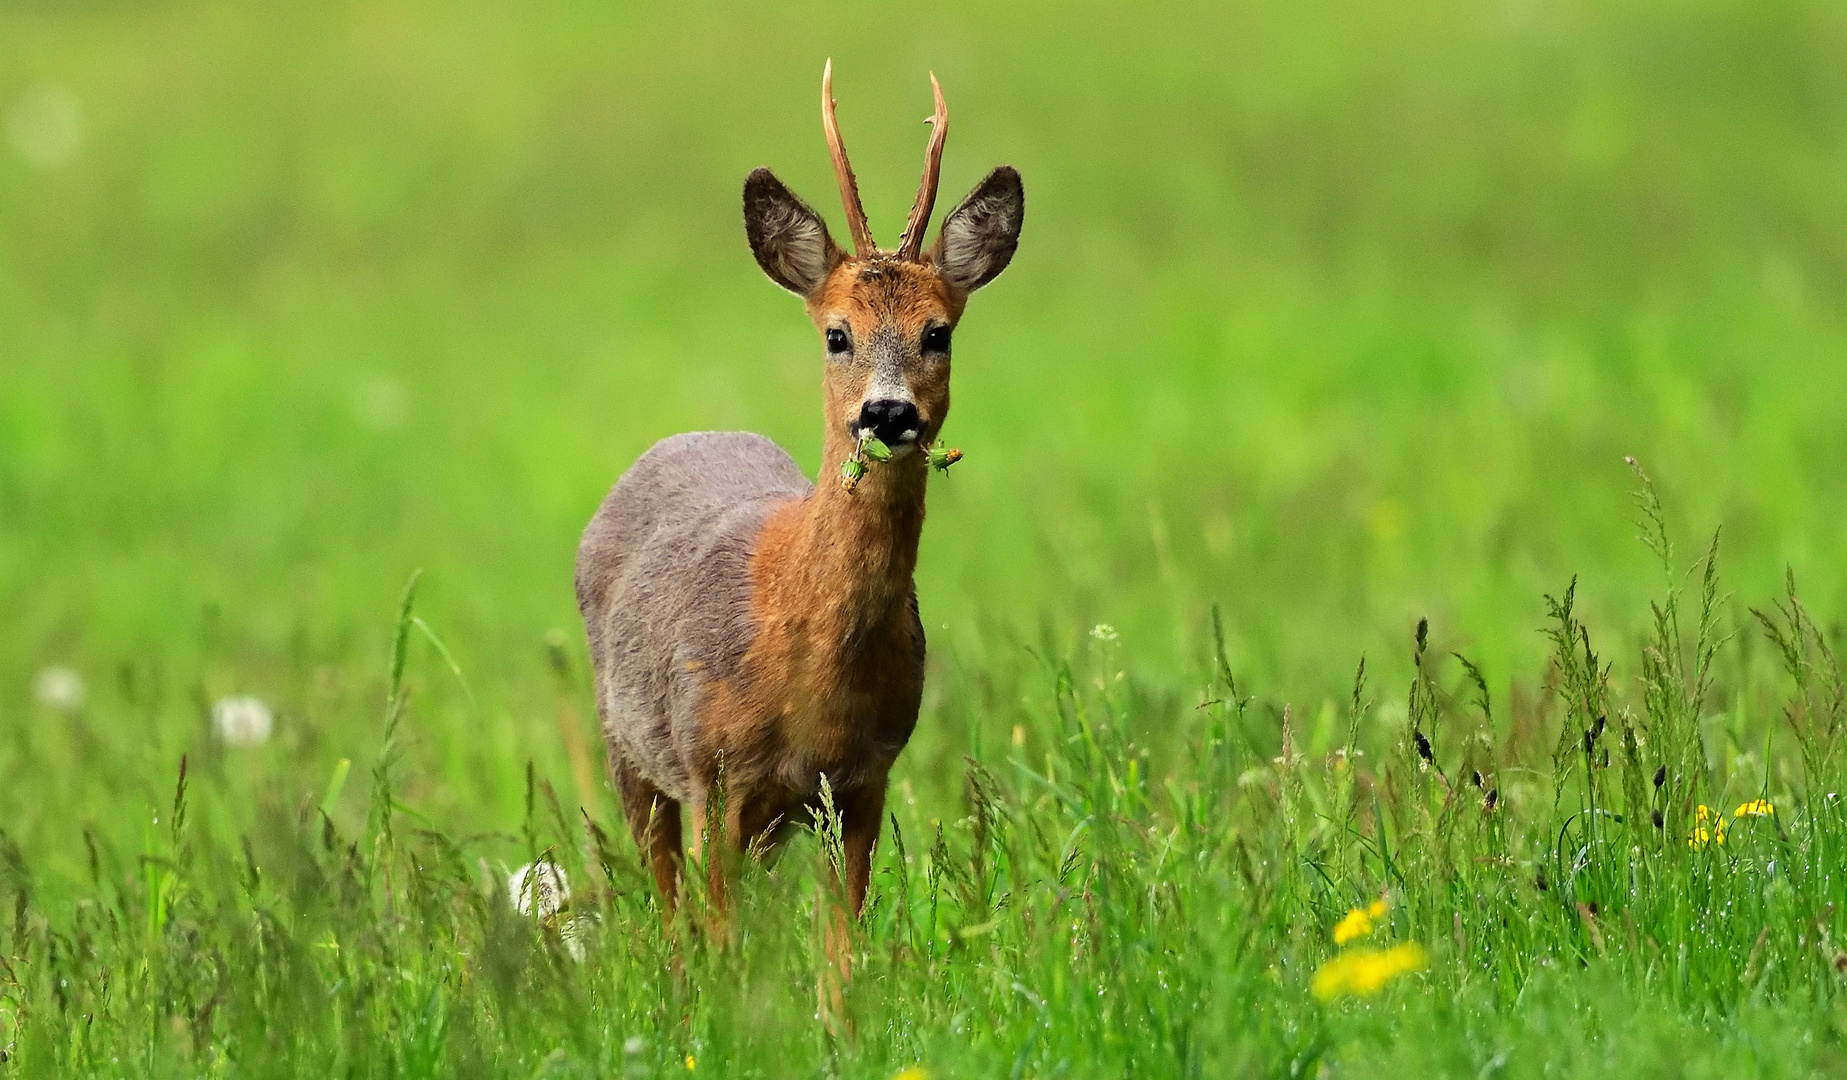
[{"left": 4, "top": 0, "right": 1847, "bottom": 1074}]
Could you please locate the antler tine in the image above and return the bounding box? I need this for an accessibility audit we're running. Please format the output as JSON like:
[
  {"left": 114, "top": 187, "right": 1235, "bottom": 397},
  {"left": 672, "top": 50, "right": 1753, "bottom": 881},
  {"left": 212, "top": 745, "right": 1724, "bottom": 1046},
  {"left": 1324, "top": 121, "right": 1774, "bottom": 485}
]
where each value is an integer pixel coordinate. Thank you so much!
[
  {"left": 821, "top": 59, "right": 876, "bottom": 257},
  {"left": 897, "top": 73, "right": 948, "bottom": 262}
]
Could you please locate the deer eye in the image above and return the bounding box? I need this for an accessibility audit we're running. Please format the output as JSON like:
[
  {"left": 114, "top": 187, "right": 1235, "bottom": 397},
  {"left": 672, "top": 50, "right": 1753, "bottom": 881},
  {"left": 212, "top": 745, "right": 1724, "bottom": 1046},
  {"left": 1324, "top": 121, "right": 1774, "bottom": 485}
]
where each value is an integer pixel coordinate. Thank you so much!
[
  {"left": 922, "top": 325, "right": 951, "bottom": 354},
  {"left": 825, "top": 327, "right": 850, "bottom": 355}
]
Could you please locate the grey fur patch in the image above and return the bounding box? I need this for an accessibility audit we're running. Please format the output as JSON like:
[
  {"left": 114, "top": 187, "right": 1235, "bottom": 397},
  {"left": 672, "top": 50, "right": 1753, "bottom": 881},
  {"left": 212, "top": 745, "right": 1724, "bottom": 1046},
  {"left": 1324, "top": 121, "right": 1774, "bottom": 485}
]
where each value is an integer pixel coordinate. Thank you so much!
[
  {"left": 932, "top": 166, "right": 1025, "bottom": 293},
  {"left": 576, "top": 432, "right": 811, "bottom": 801},
  {"left": 863, "top": 324, "right": 915, "bottom": 406},
  {"left": 744, "top": 168, "right": 838, "bottom": 296}
]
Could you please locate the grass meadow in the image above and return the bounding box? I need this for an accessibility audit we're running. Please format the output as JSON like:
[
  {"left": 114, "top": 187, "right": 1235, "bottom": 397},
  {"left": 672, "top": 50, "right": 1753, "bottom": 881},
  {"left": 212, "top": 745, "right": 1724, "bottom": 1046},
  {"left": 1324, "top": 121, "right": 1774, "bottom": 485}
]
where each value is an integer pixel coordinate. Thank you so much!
[{"left": 4, "top": 0, "right": 1847, "bottom": 1075}]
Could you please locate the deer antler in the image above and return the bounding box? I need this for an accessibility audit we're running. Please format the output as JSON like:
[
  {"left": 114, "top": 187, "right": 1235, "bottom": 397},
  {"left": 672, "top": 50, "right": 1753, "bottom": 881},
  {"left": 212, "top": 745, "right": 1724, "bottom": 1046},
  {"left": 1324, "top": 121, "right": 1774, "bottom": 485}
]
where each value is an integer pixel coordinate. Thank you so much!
[
  {"left": 897, "top": 74, "right": 948, "bottom": 262},
  {"left": 822, "top": 59, "right": 876, "bottom": 257}
]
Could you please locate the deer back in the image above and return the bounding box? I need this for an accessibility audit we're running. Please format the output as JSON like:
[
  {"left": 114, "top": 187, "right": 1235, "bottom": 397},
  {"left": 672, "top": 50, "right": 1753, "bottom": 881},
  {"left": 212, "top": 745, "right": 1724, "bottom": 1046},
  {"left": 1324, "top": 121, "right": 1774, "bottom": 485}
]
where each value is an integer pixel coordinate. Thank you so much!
[{"left": 575, "top": 431, "right": 810, "bottom": 799}]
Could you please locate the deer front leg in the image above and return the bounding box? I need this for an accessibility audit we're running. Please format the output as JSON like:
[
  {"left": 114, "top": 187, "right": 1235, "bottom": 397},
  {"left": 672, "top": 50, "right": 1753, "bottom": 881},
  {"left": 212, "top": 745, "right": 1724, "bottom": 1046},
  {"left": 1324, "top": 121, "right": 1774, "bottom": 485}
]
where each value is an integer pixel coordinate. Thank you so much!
[
  {"left": 818, "top": 780, "right": 887, "bottom": 1037},
  {"left": 841, "top": 782, "right": 887, "bottom": 919},
  {"left": 688, "top": 796, "right": 732, "bottom": 920},
  {"left": 823, "top": 781, "right": 889, "bottom": 977},
  {"left": 690, "top": 786, "right": 770, "bottom": 946}
]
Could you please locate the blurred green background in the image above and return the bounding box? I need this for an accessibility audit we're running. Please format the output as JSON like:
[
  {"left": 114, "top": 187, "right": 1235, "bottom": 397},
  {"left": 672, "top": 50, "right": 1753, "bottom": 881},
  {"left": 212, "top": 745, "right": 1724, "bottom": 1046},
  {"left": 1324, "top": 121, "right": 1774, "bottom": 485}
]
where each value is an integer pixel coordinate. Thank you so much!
[{"left": 3, "top": 1, "right": 1844, "bottom": 865}]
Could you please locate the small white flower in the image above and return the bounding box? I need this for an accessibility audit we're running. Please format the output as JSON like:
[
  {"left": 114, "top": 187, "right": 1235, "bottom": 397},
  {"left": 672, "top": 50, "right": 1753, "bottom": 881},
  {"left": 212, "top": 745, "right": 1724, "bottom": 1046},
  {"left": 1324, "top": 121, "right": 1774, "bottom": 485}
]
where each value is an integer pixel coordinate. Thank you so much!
[
  {"left": 508, "top": 861, "right": 570, "bottom": 919},
  {"left": 624, "top": 1036, "right": 646, "bottom": 1056},
  {"left": 212, "top": 696, "right": 274, "bottom": 746},
  {"left": 33, "top": 667, "right": 85, "bottom": 711},
  {"left": 1089, "top": 623, "right": 1118, "bottom": 643}
]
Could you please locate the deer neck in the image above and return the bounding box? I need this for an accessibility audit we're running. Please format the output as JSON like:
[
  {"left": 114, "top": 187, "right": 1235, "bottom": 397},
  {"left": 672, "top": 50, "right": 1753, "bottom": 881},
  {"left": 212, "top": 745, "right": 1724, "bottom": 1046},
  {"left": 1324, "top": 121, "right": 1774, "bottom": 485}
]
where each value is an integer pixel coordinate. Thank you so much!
[{"left": 757, "top": 429, "right": 929, "bottom": 648}]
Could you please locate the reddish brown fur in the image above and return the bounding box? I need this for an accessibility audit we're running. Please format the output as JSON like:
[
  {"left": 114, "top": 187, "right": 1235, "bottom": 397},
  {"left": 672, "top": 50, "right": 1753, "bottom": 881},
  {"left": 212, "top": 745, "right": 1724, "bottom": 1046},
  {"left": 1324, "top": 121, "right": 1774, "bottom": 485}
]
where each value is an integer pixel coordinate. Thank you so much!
[
  {"left": 582, "top": 82, "right": 1022, "bottom": 999},
  {"left": 675, "top": 258, "right": 961, "bottom": 917}
]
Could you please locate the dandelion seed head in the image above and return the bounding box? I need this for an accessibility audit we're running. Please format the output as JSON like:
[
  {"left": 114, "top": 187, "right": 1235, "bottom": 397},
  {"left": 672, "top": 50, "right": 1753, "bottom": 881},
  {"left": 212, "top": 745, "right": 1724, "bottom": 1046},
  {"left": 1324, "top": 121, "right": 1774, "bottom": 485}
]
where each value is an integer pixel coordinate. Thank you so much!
[
  {"left": 212, "top": 696, "right": 274, "bottom": 746},
  {"left": 33, "top": 667, "right": 85, "bottom": 711},
  {"left": 507, "top": 861, "right": 570, "bottom": 918}
]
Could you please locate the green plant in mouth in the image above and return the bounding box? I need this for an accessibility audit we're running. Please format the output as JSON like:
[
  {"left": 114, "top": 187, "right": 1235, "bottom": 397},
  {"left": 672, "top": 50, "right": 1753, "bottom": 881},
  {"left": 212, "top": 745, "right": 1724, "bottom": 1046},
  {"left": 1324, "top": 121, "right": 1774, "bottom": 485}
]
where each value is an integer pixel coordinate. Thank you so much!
[{"left": 841, "top": 433, "right": 960, "bottom": 490}]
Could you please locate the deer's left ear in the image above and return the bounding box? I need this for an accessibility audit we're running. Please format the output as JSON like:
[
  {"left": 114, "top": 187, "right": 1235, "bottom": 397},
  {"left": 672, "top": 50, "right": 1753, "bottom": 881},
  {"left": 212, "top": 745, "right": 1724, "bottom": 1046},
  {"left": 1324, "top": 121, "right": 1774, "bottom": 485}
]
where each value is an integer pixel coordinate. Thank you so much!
[
  {"left": 931, "top": 166, "right": 1024, "bottom": 293},
  {"left": 744, "top": 168, "right": 843, "bottom": 297}
]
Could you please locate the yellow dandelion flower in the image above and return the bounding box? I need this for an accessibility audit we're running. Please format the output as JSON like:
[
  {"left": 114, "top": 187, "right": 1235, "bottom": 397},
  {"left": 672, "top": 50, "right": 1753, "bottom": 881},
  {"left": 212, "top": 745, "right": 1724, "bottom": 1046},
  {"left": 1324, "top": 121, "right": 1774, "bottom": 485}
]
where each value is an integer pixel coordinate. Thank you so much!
[
  {"left": 1332, "top": 896, "right": 1391, "bottom": 945},
  {"left": 685, "top": 1056, "right": 696, "bottom": 1071},
  {"left": 893, "top": 1069, "right": 931, "bottom": 1080},
  {"left": 1734, "top": 799, "right": 1773, "bottom": 818},
  {"left": 1332, "top": 908, "right": 1373, "bottom": 945},
  {"left": 1695, "top": 804, "right": 1717, "bottom": 822},
  {"left": 1689, "top": 822, "right": 1727, "bottom": 849},
  {"left": 1311, "top": 942, "right": 1428, "bottom": 1001}
]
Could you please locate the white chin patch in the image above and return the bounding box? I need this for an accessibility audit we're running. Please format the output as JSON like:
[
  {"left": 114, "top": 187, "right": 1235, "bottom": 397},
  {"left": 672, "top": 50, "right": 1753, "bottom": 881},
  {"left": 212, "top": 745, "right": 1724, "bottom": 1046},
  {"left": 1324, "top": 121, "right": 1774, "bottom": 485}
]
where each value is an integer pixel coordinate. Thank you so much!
[{"left": 849, "top": 425, "right": 921, "bottom": 448}]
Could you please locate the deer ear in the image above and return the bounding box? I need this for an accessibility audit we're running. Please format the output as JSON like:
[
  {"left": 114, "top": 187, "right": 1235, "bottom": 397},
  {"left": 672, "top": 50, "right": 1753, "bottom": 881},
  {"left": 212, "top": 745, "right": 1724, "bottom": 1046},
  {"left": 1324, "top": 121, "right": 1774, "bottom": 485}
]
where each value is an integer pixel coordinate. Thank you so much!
[
  {"left": 931, "top": 166, "right": 1024, "bottom": 293},
  {"left": 744, "top": 168, "right": 842, "bottom": 297}
]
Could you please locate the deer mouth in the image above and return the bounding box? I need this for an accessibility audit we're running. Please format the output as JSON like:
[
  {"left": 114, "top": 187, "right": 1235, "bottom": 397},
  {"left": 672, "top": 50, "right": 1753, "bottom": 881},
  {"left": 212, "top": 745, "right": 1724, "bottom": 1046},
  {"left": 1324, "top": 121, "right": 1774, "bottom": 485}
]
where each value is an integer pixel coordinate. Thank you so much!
[{"left": 853, "top": 399, "right": 924, "bottom": 448}]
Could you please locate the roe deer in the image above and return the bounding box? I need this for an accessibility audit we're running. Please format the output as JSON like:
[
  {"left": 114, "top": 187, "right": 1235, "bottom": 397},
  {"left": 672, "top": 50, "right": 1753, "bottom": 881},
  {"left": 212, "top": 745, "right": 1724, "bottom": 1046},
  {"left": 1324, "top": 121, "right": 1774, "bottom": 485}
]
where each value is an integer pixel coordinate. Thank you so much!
[{"left": 576, "top": 62, "right": 1023, "bottom": 928}]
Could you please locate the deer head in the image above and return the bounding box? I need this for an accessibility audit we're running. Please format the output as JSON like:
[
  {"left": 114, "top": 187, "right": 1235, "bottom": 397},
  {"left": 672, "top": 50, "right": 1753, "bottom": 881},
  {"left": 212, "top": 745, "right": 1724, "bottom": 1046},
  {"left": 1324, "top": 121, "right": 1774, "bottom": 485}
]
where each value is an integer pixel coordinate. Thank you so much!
[{"left": 744, "top": 61, "right": 1024, "bottom": 461}]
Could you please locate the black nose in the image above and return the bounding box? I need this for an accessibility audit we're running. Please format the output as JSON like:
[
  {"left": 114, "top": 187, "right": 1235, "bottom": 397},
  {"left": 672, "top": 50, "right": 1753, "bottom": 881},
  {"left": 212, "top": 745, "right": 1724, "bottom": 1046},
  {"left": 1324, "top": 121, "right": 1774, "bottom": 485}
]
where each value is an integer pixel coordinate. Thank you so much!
[{"left": 857, "top": 399, "right": 920, "bottom": 444}]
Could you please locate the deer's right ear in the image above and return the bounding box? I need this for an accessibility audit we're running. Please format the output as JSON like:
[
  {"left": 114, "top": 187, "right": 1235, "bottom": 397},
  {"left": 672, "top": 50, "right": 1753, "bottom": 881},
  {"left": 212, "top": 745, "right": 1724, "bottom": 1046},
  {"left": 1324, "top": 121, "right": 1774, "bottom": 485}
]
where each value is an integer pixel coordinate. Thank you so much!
[{"left": 744, "top": 168, "right": 843, "bottom": 297}]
